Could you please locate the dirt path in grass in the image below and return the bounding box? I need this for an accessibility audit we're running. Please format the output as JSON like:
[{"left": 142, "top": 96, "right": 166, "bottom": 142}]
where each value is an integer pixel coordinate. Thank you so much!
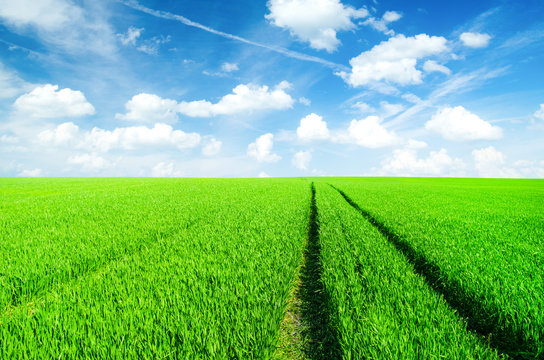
[{"left": 274, "top": 183, "right": 341, "bottom": 360}]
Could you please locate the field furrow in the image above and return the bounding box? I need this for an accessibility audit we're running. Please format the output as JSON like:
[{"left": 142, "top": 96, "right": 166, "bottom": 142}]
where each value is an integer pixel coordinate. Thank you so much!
[
  {"left": 329, "top": 178, "right": 544, "bottom": 359},
  {"left": 314, "top": 182, "right": 501, "bottom": 359},
  {"left": 274, "top": 184, "right": 341, "bottom": 360},
  {"left": 2, "top": 177, "right": 542, "bottom": 359},
  {"left": 0, "top": 178, "right": 310, "bottom": 359}
]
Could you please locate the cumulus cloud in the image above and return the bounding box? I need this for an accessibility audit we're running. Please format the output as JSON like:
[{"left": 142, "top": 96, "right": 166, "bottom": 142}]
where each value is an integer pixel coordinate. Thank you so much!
[
  {"left": 221, "top": 62, "right": 239, "bottom": 72},
  {"left": 116, "top": 93, "right": 179, "bottom": 124},
  {"left": 534, "top": 104, "right": 544, "bottom": 121},
  {"left": 116, "top": 83, "right": 293, "bottom": 121},
  {"left": 265, "top": 0, "right": 368, "bottom": 52},
  {"left": 297, "top": 113, "right": 330, "bottom": 141},
  {"left": 247, "top": 133, "right": 281, "bottom": 162},
  {"left": 292, "top": 151, "right": 312, "bottom": 170},
  {"left": 14, "top": 84, "right": 95, "bottom": 118},
  {"left": 177, "top": 81, "right": 294, "bottom": 117},
  {"left": 472, "top": 146, "right": 518, "bottom": 177},
  {"left": 38, "top": 121, "right": 80, "bottom": 145},
  {"left": 380, "top": 140, "right": 465, "bottom": 176},
  {"left": 470, "top": 149, "right": 543, "bottom": 178},
  {"left": 423, "top": 60, "right": 451, "bottom": 75},
  {"left": 425, "top": 106, "right": 503, "bottom": 141},
  {"left": 202, "top": 137, "right": 222, "bottom": 156},
  {"left": 0, "top": 0, "right": 116, "bottom": 56},
  {"left": 362, "top": 10, "right": 402, "bottom": 36},
  {"left": 513, "top": 160, "right": 544, "bottom": 178},
  {"left": 17, "top": 168, "right": 42, "bottom": 177},
  {"left": 0, "top": 0, "right": 81, "bottom": 31},
  {"left": 338, "top": 34, "right": 449, "bottom": 87},
  {"left": 382, "top": 11, "right": 402, "bottom": 23},
  {"left": 38, "top": 122, "right": 201, "bottom": 152},
  {"left": 68, "top": 153, "right": 110, "bottom": 171},
  {"left": 295, "top": 113, "right": 399, "bottom": 148},
  {"left": 258, "top": 171, "right": 270, "bottom": 178},
  {"left": 339, "top": 116, "right": 400, "bottom": 148},
  {"left": 460, "top": 32, "right": 491, "bottom": 48},
  {"left": 118, "top": 26, "right": 143, "bottom": 46},
  {"left": 151, "top": 162, "right": 183, "bottom": 177}
]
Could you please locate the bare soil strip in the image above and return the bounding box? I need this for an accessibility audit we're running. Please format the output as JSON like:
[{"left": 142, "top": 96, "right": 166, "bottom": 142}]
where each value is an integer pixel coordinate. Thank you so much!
[{"left": 274, "top": 183, "right": 341, "bottom": 360}]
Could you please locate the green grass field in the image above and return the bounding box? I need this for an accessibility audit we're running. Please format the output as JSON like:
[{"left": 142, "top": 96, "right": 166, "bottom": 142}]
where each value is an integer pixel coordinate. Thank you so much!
[{"left": 1, "top": 177, "right": 542, "bottom": 359}]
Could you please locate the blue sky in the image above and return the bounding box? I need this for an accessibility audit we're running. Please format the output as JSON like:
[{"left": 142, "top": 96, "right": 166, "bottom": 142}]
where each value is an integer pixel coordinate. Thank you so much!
[{"left": 1, "top": 0, "right": 543, "bottom": 177}]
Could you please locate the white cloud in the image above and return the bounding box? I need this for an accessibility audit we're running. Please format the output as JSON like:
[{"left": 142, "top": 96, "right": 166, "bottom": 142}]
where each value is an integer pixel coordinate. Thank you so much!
[
  {"left": 423, "top": 60, "right": 451, "bottom": 75},
  {"left": 0, "top": 0, "right": 81, "bottom": 31},
  {"left": 460, "top": 32, "right": 491, "bottom": 48},
  {"left": 221, "top": 62, "right": 239, "bottom": 72},
  {"left": 513, "top": 160, "right": 544, "bottom": 178},
  {"left": 177, "top": 82, "right": 294, "bottom": 117},
  {"left": 116, "top": 83, "right": 293, "bottom": 122},
  {"left": 68, "top": 153, "right": 110, "bottom": 171},
  {"left": 258, "top": 171, "right": 270, "bottom": 178},
  {"left": 338, "top": 34, "right": 449, "bottom": 87},
  {"left": 17, "top": 168, "right": 42, "bottom": 177},
  {"left": 425, "top": 106, "right": 503, "bottom": 141},
  {"left": 0, "top": 134, "right": 19, "bottom": 144},
  {"left": 0, "top": 61, "right": 32, "bottom": 99},
  {"left": 382, "top": 11, "right": 402, "bottom": 23},
  {"left": 118, "top": 26, "right": 143, "bottom": 46},
  {"left": 202, "top": 138, "right": 222, "bottom": 156},
  {"left": 292, "top": 151, "right": 312, "bottom": 170},
  {"left": 295, "top": 113, "right": 399, "bottom": 148},
  {"left": 362, "top": 10, "right": 402, "bottom": 36},
  {"left": 136, "top": 35, "right": 171, "bottom": 55},
  {"left": 116, "top": 93, "right": 179, "bottom": 124},
  {"left": 340, "top": 116, "right": 400, "bottom": 148},
  {"left": 151, "top": 162, "right": 183, "bottom": 177},
  {"left": 14, "top": 84, "right": 95, "bottom": 118},
  {"left": 381, "top": 141, "right": 465, "bottom": 176},
  {"left": 351, "top": 102, "right": 374, "bottom": 113},
  {"left": 265, "top": 0, "right": 368, "bottom": 52},
  {"left": 37, "top": 122, "right": 80, "bottom": 145},
  {"left": 297, "top": 113, "right": 330, "bottom": 141},
  {"left": 247, "top": 133, "right": 281, "bottom": 163},
  {"left": 380, "top": 101, "right": 405, "bottom": 118},
  {"left": 299, "top": 97, "right": 311, "bottom": 106},
  {"left": 84, "top": 124, "right": 201, "bottom": 152},
  {"left": 472, "top": 146, "right": 518, "bottom": 177},
  {"left": 534, "top": 104, "right": 544, "bottom": 121},
  {"left": 402, "top": 93, "right": 423, "bottom": 104},
  {"left": 351, "top": 101, "right": 404, "bottom": 117},
  {"left": 38, "top": 122, "right": 201, "bottom": 152},
  {"left": 0, "top": 0, "right": 116, "bottom": 56}
]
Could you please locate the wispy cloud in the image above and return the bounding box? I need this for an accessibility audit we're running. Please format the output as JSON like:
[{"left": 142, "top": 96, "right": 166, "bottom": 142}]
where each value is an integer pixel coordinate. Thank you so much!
[
  {"left": 387, "top": 67, "right": 508, "bottom": 128},
  {"left": 0, "top": 38, "right": 44, "bottom": 59},
  {"left": 498, "top": 28, "right": 544, "bottom": 50},
  {"left": 117, "top": 0, "right": 349, "bottom": 71}
]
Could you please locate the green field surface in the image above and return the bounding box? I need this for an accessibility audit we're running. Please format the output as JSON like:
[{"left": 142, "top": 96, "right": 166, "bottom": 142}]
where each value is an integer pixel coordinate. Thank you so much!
[
  {"left": 0, "top": 178, "right": 310, "bottom": 358},
  {"left": 1, "top": 177, "right": 543, "bottom": 359},
  {"left": 327, "top": 178, "right": 544, "bottom": 359}
]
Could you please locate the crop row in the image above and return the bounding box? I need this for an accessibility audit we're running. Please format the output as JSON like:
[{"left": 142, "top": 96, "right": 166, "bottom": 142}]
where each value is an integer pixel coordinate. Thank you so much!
[
  {"left": 1, "top": 177, "right": 541, "bottom": 359},
  {"left": 328, "top": 178, "right": 544, "bottom": 359},
  {"left": 1, "top": 178, "right": 311, "bottom": 359},
  {"left": 314, "top": 183, "right": 500, "bottom": 359}
]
